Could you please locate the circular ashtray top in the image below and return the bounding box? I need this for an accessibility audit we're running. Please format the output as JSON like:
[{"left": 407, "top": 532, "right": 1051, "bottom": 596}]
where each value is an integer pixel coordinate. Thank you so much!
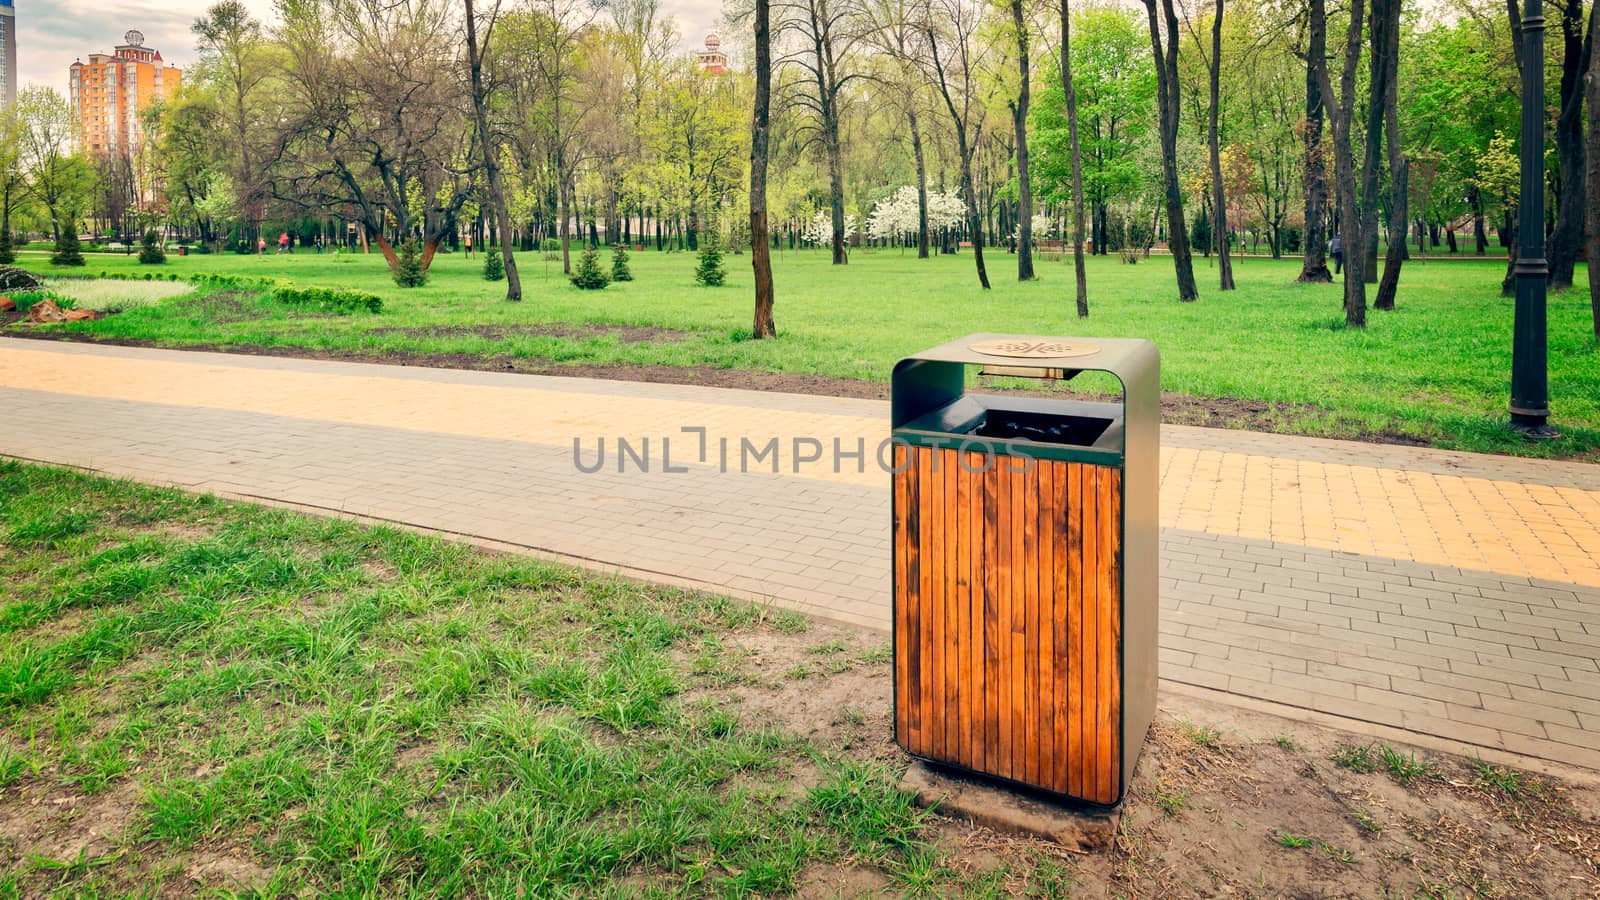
[{"left": 967, "top": 338, "right": 1101, "bottom": 359}]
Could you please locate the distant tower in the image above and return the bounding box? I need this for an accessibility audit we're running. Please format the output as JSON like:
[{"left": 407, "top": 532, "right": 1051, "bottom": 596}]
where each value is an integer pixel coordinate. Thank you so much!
[
  {"left": 696, "top": 32, "right": 727, "bottom": 75},
  {"left": 0, "top": 0, "right": 16, "bottom": 108}
]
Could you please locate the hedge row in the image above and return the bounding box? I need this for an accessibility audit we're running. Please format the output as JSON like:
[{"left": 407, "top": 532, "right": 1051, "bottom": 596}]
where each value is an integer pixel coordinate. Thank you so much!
[{"left": 270, "top": 285, "right": 383, "bottom": 315}]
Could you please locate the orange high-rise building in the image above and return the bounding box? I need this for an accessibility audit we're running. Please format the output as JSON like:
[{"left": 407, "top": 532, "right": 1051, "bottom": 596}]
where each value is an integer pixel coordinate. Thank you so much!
[{"left": 68, "top": 30, "right": 181, "bottom": 157}]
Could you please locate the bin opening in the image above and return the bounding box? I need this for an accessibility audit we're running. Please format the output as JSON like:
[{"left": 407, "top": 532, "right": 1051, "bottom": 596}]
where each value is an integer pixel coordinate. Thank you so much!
[{"left": 972, "top": 409, "right": 1113, "bottom": 446}]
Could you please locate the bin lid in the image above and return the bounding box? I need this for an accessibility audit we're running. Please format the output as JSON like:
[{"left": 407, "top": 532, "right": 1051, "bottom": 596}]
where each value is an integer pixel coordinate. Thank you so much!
[{"left": 892, "top": 334, "right": 1159, "bottom": 432}]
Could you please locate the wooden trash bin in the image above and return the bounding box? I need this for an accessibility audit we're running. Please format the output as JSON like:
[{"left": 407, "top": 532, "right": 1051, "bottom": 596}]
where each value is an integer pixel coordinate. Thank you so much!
[{"left": 890, "top": 335, "right": 1159, "bottom": 807}]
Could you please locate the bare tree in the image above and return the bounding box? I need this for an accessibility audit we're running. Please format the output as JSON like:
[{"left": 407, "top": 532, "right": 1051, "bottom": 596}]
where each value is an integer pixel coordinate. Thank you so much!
[
  {"left": 752, "top": 0, "right": 778, "bottom": 337},
  {"left": 1204, "top": 0, "right": 1234, "bottom": 289},
  {"left": 1547, "top": 0, "right": 1593, "bottom": 289},
  {"left": 1296, "top": 0, "right": 1332, "bottom": 282},
  {"left": 1142, "top": 0, "right": 1199, "bottom": 301},
  {"left": 1325, "top": 0, "right": 1366, "bottom": 325},
  {"left": 1374, "top": 0, "right": 1405, "bottom": 311},
  {"left": 779, "top": 0, "right": 862, "bottom": 265},
  {"left": 464, "top": 0, "right": 523, "bottom": 301},
  {"left": 1010, "top": 0, "right": 1035, "bottom": 280},
  {"left": 862, "top": 0, "right": 933, "bottom": 258},
  {"left": 923, "top": 0, "right": 991, "bottom": 288},
  {"left": 1587, "top": 2, "right": 1600, "bottom": 340},
  {"left": 1061, "top": 0, "right": 1088, "bottom": 315}
]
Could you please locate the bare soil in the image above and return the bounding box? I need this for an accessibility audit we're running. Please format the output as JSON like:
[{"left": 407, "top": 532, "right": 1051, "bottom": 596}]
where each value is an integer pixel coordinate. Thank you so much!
[{"left": 693, "top": 621, "right": 1600, "bottom": 899}]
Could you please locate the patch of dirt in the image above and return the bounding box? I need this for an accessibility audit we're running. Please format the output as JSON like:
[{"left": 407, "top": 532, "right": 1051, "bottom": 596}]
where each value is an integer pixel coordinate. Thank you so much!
[
  {"left": 0, "top": 780, "right": 140, "bottom": 866},
  {"left": 183, "top": 848, "right": 274, "bottom": 894},
  {"left": 364, "top": 322, "right": 694, "bottom": 344},
  {"left": 699, "top": 622, "right": 1600, "bottom": 898},
  {"left": 176, "top": 290, "right": 270, "bottom": 323}
]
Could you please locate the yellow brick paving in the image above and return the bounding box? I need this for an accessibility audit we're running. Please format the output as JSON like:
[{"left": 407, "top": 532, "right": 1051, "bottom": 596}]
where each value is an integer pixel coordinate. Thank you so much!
[{"left": 5, "top": 342, "right": 1597, "bottom": 588}]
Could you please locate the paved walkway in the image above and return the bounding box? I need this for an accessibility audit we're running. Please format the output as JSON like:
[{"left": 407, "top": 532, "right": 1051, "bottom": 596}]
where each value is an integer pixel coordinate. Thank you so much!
[{"left": 3, "top": 338, "right": 1599, "bottom": 770}]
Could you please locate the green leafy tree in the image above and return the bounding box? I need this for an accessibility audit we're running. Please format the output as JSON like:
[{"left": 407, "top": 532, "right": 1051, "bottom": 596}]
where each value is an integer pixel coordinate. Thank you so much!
[
  {"left": 52, "top": 228, "right": 85, "bottom": 266},
  {"left": 694, "top": 227, "right": 725, "bottom": 286},
  {"left": 483, "top": 248, "right": 505, "bottom": 281},
  {"left": 569, "top": 243, "right": 610, "bottom": 290},
  {"left": 393, "top": 239, "right": 428, "bottom": 287},
  {"left": 610, "top": 243, "right": 632, "bottom": 281},
  {"left": 139, "top": 229, "right": 167, "bottom": 264}
]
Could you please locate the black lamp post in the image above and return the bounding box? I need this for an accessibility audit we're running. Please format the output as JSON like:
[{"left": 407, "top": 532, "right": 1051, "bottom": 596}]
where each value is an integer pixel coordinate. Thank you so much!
[{"left": 1509, "top": 0, "right": 1556, "bottom": 437}]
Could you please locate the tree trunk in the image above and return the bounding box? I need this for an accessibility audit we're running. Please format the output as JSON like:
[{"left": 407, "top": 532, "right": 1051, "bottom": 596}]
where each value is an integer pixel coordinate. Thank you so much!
[
  {"left": 464, "top": 0, "right": 522, "bottom": 302},
  {"left": 1298, "top": 0, "right": 1333, "bottom": 282},
  {"left": 559, "top": 173, "right": 573, "bottom": 274},
  {"left": 1208, "top": 0, "right": 1234, "bottom": 290},
  {"left": 1062, "top": 0, "right": 1089, "bottom": 316},
  {"left": 1588, "top": 1, "right": 1600, "bottom": 340},
  {"left": 1328, "top": 0, "right": 1367, "bottom": 326},
  {"left": 1357, "top": 0, "right": 1396, "bottom": 296},
  {"left": 910, "top": 108, "right": 931, "bottom": 259},
  {"left": 1012, "top": 0, "right": 1035, "bottom": 280},
  {"left": 1547, "top": 0, "right": 1592, "bottom": 289},
  {"left": 1144, "top": 0, "right": 1200, "bottom": 301},
  {"left": 1375, "top": 2, "right": 1405, "bottom": 311},
  {"left": 751, "top": 0, "right": 777, "bottom": 338}
]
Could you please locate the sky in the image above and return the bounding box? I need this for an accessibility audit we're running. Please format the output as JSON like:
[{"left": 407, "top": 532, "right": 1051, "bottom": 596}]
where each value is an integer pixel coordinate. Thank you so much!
[{"left": 14, "top": 0, "right": 724, "bottom": 96}]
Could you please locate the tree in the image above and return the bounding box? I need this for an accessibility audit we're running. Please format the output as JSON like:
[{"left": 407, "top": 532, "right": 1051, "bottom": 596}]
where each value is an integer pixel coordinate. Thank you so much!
[
  {"left": 192, "top": 1, "right": 273, "bottom": 246},
  {"left": 752, "top": 0, "right": 778, "bottom": 337},
  {"left": 483, "top": 247, "right": 505, "bottom": 280},
  {"left": 1588, "top": 2, "right": 1600, "bottom": 340},
  {"left": 15, "top": 88, "right": 91, "bottom": 248},
  {"left": 0, "top": 107, "right": 20, "bottom": 264},
  {"left": 1324, "top": 0, "right": 1365, "bottom": 325},
  {"left": 695, "top": 227, "right": 726, "bottom": 286},
  {"left": 139, "top": 229, "right": 167, "bottom": 265},
  {"left": 275, "top": 0, "right": 472, "bottom": 275},
  {"left": 1204, "top": 0, "right": 1234, "bottom": 290},
  {"left": 1142, "top": 0, "right": 1199, "bottom": 300},
  {"left": 51, "top": 230, "right": 85, "bottom": 267},
  {"left": 1296, "top": 0, "right": 1333, "bottom": 282},
  {"left": 1061, "top": 0, "right": 1089, "bottom": 314},
  {"left": 1010, "top": 0, "right": 1036, "bottom": 280},
  {"left": 780, "top": 0, "right": 863, "bottom": 265},
  {"left": 611, "top": 242, "right": 633, "bottom": 281},
  {"left": 1375, "top": 0, "right": 1405, "bottom": 312},
  {"left": 394, "top": 239, "right": 428, "bottom": 287},
  {"left": 571, "top": 242, "right": 610, "bottom": 288},
  {"left": 1545, "top": 0, "right": 1594, "bottom": 290},
  {"left": 464, "top": 0, "right": 524, "bottom": 301},
  {"left": 923, "top": 0, "right": 991, "bottom": 289}
]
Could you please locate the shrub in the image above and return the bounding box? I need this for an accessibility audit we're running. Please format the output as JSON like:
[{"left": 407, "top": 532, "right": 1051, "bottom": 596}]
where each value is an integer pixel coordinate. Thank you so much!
[
  {"left": 0, "top": 229, "right": 13, "bottom": 265},
  {"left": 694, "top": 229, "right": 725, "bottom": 287},
  {"left": 393, "top": 239, "right": 427, "bottom": 288},
  {"left": 542, "top": 237, "right": 561, "bottom": 252},
  {"left": 7, "top": 291, "right": 75, "bottom": 314},
  {"left": 52, "top": 229, "right": 85, "bottom": 267},
  {"left": 139, "top": 230, "right": 167, "bottom": 265},
  {"left": 611, "top": 244, "right": 633, "bottom": 282},
  {"left": 483, "top": 248, "right": 505, "bottom": 281},
  {"left": 270, "top": 286, "right": 383, "bottom": 315},
  {"left": 569, "top": 243, "right": 610, "bottom": 290}
]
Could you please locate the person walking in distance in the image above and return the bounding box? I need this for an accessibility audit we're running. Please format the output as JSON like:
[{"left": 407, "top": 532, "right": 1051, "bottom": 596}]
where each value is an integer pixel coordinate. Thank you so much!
[
  {"left": 1330, "top": 234, "right": 1344, "bottom": 275},
  {"left": 464, "top": 231, "right": 474, "bottom": 259}
]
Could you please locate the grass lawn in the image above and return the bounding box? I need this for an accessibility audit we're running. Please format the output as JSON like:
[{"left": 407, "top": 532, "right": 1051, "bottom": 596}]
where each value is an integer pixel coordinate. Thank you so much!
[
  {"left": 3, "top": 461, "right": 1598, "bottom": 896},
  {"left": 9, "top": 247, "right": 1599, "bottom": 460}
]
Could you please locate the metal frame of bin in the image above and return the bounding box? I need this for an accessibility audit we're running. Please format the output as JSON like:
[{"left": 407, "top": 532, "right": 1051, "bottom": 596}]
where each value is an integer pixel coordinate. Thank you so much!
[{"left": 889, "top": 334, "right": 1158, "bottom": 807}]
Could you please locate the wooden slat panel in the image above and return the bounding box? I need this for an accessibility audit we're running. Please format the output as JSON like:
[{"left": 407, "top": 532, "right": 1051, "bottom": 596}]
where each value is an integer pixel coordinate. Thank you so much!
[
  {"left": 1021, "top": 461, "right": 1040, "bottom": 787},
  {"left": 982, "top": 459, "right": 1000, "bottom": 774},
  {"left": 895, "top": 448, "right": 1122, "bottom": 805},
  {"left": 894, "top": 444, "right": 909, "bottom": 748},
  {"left": 917, "top": 447, "right": 933, "bottom": 756},
  {"left": 966, "top": 452, "right": 984, "bottom": 771},
  {"left": 943, "top": 449, "right": 961, "bottom": 762},
  {"left": 1098, "top": 468, "right": 1121, "bottom": 803},
  {"left": 1037, "top": 460, "right": 1056, "bottom": 791}
]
